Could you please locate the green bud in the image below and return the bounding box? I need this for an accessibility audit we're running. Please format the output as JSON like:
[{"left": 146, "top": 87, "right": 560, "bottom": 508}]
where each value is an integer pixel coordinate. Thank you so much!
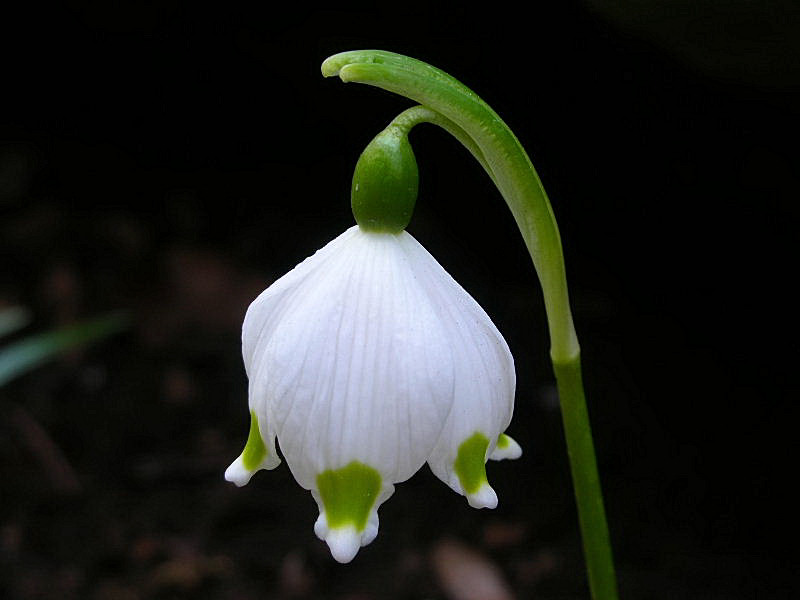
[{"left": 351, "top": 124, "right": 418, "bottom": 233}]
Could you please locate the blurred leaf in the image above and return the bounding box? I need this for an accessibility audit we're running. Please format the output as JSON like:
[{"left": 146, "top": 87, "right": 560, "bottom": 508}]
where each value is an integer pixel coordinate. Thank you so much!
[
  {"left": 0, "top": 306, "right": 32, "bottom": 339},
  {"left": 0, "top": 311, "right": 128, "bottom": 387}
]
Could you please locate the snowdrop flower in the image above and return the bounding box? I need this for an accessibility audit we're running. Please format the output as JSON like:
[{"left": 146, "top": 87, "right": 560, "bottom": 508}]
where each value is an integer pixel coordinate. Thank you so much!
[{"left": 225, "top": 118, "right": 521, "bottom": 563}]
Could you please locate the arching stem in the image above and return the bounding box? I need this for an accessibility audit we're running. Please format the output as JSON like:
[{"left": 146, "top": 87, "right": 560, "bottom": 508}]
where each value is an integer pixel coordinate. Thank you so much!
[
  {"left": 323, "top": 51, "right": 619, "bottom": 599},
  {"left": 389, "top": 105, "right": 497, "bottom": 185}
]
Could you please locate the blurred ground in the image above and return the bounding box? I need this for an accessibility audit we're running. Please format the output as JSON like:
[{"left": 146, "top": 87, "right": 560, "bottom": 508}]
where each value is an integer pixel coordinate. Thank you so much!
[{"left": 1, "top": 2, "right": 798, "bottom": 598}]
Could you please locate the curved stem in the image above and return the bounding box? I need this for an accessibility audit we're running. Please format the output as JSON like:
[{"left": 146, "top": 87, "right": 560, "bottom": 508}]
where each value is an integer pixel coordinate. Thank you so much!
[
  {"left": 323, "top": 51, "right": 618, "bottom": 599},
  {"left": 388, "top": 106, "right": 496, "bottom": 185}
]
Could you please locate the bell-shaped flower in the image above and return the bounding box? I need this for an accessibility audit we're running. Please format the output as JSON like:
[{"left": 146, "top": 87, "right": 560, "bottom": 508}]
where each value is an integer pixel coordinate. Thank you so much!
[{"left": 225, "top": 225, "right": 521, "bottom": 563}]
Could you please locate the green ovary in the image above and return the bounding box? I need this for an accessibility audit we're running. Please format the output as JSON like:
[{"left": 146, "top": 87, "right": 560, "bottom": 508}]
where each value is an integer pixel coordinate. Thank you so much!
[
  {"left": 241, "top": 410, "right": 268, "bottom": 470},
  {"left": 317, "top": 462, "right": 382, "bottom": 531},
  {"left": 454, "top": 432, "right": 490, "bottom": 494}
]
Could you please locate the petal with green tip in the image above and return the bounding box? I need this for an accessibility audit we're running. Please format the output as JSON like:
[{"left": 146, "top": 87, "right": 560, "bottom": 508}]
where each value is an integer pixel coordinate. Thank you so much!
[
  {"left": 259, "top": 228, "right": 454, "bottom": 491},
  {"left": 451, "top": 432, "right": 498, "bottom": 509},
  {"left": 311, "top": 462, "right": 394, "bottom": 563},
  {"left": 410, "top": 226, "right": 515, "bottom": 508},
  {"left": 489, "top": 433, "right": 523, "bottom": 461},
  {"left": 224, "top": 410, "right": 280, "bottom": 487}
]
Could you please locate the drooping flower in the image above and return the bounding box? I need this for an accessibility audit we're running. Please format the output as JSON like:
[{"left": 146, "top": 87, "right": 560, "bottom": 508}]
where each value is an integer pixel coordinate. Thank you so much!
[{"left": 225, "top": 225, "right": 521, "bottom": 562}]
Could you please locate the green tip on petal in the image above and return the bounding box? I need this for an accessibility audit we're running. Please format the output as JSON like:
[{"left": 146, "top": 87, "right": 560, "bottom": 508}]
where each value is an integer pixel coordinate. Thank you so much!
[
  {"left": 225, "top": 410, "right": 279, "bottom": 487},
  {"left": 490, "top": 433, "right": 523, "bottom": 461},
  {"left": 242, "top": 410, "right": 268, "bottom": 470},
  {"left": 454, "top": 432, "right": 489, "bottom": 493},
  {"left": 316, "top": 461, "right": 382, "bottom": 532},
  {"left": 454, "top": 432, "right": 498, "bottom": 509}
]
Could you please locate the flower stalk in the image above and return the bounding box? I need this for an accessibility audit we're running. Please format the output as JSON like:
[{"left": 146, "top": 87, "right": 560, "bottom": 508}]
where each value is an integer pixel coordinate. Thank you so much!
[{"left": 323, "top": 50, "right": 618, "bottom": 599}]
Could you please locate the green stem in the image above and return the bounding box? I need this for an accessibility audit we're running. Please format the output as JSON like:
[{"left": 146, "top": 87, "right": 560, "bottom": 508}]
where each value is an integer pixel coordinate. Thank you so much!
[
  {"left": 554, "top": 357, "right": 618, "bottom": 599},
  {"left": 389, "top": 106, "right": 497, "bottom": 185},
  {"left": 323, "top": 50, "right": 618, "bottom": 599}
]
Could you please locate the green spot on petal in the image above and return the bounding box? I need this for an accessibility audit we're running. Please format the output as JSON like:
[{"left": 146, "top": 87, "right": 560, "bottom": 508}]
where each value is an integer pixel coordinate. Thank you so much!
[
  {"left": 241, "top": 410, "right": 267, "bottom": 470},
  {"left": 317, "top": 461, "right": 382, "bottom": 532},
  {"left": 454, "top": 432, "right": 490, "bottom": 494},
  {"left": 496, "top": 433, "right": 511, "bottom": 449}
]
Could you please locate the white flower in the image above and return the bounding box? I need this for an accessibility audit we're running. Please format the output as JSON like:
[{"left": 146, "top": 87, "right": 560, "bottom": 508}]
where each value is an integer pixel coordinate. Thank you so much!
[{"left": 225, "top": 225, "right": 521, "bottom": 563}]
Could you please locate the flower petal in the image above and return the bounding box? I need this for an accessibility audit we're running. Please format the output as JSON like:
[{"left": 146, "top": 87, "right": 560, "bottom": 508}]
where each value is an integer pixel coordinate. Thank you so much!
[
  {"left": 242, "top": 228, "right": 361, "bottom": 372},
  {"left": 260, "top": 228, "right": 455, "bottom": 488},
  {"left": 311, "top": 465, "right": 395, "bottom": 563},
  {"left": 228, "top": 229, "right": 364, "bottom": 486},
  {"left": 396, "top": 233, "right": 516, "bottom": 508},
  {"left": 224, "top": 409, "right": 280, "bottom": 487},
  {"left": 489, "top": 433, "right": 523, "bottom": 461}
]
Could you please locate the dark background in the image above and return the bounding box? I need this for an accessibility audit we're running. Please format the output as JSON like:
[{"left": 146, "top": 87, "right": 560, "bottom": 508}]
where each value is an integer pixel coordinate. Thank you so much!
[{"left": 1, "top": 2, "right": 798, "bottom": 598}]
